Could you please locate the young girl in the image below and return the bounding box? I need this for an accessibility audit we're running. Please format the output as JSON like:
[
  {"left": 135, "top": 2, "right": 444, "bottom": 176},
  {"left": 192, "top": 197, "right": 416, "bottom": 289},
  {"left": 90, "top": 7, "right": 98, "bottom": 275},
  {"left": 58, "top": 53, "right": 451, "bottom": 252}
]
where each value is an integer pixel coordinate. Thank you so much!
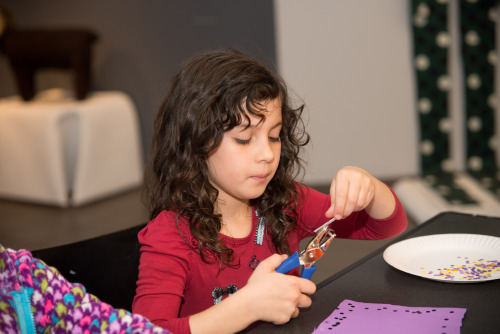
[{"left": 132, "top": 49, "right": 407, "bottom": 334}]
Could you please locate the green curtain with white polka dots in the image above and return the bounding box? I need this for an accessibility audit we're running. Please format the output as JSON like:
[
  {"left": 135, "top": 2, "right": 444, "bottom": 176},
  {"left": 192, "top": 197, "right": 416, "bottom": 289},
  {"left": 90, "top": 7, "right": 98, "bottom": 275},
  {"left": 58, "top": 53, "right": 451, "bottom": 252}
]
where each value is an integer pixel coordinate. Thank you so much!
[
  {"left": 460, "top": 0, "right": 500, "bottom": 198},
  {"left": 411, "top": 0, "right": 499, "bottom": 203}
]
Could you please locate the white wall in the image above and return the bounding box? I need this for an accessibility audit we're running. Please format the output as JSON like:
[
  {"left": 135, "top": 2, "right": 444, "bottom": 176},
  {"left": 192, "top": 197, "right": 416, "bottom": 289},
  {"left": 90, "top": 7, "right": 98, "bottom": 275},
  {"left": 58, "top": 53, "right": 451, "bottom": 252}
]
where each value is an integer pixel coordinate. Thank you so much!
[{"left": 274, "top": 0, "right": 418, "bottom": 185}]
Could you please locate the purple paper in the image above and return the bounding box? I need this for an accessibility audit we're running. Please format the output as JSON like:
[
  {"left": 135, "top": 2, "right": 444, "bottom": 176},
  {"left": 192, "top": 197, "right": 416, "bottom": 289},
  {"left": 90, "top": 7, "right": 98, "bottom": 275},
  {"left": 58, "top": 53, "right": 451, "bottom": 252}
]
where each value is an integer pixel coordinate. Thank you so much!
[{"left": 312, "top": 299, "right": 466, "bottom": 334}]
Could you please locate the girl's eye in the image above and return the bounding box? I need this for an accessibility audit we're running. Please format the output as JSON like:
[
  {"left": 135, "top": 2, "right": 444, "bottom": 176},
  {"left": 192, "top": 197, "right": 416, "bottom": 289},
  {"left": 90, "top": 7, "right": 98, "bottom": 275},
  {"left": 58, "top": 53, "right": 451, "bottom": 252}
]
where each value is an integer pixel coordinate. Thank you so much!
[
  {"left": 235, "top": 138, "right": 251, "bottom": 145},
  {"left": 269, "top": 136, "right": 281, "bottom": 143}
]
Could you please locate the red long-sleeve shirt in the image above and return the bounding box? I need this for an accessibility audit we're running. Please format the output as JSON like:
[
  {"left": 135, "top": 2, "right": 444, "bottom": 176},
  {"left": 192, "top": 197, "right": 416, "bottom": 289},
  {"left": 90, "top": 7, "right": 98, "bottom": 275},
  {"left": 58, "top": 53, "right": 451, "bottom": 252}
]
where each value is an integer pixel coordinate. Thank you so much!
[{"left": 132, "top": 185, "right": 407, "bottom": 333}]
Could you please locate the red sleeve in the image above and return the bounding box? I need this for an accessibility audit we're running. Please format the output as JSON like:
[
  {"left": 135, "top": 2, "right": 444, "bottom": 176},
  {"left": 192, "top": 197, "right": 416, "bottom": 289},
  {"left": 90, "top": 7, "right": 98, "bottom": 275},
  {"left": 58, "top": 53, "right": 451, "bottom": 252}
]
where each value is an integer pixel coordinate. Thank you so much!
[
  {"left": 132, "top": 211, "right": 192, "bottom": 334},
  {"left": 297, "top": 183, "right": 407, "bottom": 240}
]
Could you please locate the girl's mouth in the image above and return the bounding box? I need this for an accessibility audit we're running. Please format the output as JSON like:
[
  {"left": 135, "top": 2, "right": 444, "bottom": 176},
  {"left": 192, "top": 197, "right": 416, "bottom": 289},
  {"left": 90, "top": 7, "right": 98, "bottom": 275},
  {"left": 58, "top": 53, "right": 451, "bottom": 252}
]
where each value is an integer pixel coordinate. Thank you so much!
[{"left": 251, "top": 174, "right": 268, "bottom": 182}]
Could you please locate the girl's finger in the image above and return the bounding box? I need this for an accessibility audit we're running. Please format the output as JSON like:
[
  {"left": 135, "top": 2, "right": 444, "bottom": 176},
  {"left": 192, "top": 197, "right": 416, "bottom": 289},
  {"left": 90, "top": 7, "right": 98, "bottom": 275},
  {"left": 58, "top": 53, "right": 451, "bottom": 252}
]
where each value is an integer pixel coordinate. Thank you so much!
[
  {"left": 356, "top": 183, "right": 368, "bottom": 211},
  {"left": 333, "top": 176, "right": 349, "bottom": 220},
  {"left": 297, "top": 292, "right": 313, "bottom": 308},
  {"left": 344, "top": 180, "right": 361, "bottom": 217},
  {"left": 326, "top": 180, "right": 336, "bottom": 217}
]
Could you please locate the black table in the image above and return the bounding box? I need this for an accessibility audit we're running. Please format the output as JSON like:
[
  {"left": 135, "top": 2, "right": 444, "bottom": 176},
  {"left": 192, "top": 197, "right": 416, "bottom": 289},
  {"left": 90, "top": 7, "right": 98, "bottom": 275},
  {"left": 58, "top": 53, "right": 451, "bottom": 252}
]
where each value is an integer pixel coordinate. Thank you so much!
[{"left": 247, "top": 211, "right": 500, "bottom": 333}]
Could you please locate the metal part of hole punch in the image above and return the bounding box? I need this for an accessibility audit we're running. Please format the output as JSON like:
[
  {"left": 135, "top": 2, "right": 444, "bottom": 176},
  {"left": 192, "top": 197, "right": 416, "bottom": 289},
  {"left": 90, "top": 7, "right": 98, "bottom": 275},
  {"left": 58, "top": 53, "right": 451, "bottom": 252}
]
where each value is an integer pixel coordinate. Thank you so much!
[
  {"left": 314, "top": 217, "right": 335, "bottom": 233},
  {"left": 276, "top": 221, "right": 337, "bottom": 279},
  {"left": 301, "top": 224, "right": 336, "bottom": 268}
]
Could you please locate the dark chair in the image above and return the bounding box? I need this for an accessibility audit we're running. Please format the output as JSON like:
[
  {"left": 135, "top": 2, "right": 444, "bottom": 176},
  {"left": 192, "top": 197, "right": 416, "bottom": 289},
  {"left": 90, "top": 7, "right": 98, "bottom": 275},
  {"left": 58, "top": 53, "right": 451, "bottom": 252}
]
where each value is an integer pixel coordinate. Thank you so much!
[
  {"left": 0, "top": 29, "right": 98, "bottom": 101},
  {"left": 32, "top": 223, "right": 145, "bottom": 311}
]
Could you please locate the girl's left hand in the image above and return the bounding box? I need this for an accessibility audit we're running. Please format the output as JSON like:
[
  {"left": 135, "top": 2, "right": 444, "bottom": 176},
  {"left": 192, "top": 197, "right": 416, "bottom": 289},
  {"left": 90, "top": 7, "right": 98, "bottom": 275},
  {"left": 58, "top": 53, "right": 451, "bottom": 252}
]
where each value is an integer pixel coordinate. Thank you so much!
[{"left": 325, "top": 166, "right": 386, "bottom": 220}]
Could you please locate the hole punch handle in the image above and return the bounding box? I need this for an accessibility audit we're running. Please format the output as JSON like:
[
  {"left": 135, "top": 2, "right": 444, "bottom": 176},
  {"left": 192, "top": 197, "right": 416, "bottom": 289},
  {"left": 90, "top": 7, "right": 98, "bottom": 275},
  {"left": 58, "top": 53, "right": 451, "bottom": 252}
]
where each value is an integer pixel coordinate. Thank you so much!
[
  {"left": 276, "top": 251, "right": 300, "bottom": 274},
  {"left": 300, "top": 265, "right": 317, "bottom": 279}
]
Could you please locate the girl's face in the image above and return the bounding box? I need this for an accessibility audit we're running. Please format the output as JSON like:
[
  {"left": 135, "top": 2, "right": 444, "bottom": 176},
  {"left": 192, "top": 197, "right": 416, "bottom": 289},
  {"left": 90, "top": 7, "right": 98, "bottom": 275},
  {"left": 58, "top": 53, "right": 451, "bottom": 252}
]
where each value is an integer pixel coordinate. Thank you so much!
[{"left": 207, "top": 98, "right": 282, "bottom": 207}]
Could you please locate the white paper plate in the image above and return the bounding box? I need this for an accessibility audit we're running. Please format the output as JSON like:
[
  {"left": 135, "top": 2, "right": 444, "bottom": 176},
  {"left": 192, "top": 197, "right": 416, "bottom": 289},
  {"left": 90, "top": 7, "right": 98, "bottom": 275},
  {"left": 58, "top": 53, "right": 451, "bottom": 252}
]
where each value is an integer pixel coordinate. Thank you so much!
[{"left": 383, "top": 234, "right": 500, "bottom": 283}]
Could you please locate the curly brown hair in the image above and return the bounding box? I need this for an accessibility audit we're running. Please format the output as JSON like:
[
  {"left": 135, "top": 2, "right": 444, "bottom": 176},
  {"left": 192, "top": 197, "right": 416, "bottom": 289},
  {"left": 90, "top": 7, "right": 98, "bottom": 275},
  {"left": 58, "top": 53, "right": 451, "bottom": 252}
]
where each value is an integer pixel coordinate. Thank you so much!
[{"left": 144, "top": 49, "right": 310, "bottom": 266}]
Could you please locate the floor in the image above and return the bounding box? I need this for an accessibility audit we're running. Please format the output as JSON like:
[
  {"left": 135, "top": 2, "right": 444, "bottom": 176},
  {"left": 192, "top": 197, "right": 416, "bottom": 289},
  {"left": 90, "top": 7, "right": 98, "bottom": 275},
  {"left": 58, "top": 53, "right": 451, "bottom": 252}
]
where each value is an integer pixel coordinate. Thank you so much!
[
  {"left": 0, "top": 183, "right": 416, "bottom": 285},
  {"left": 0, "top": 187, "right": 149, "bottom": 251}
]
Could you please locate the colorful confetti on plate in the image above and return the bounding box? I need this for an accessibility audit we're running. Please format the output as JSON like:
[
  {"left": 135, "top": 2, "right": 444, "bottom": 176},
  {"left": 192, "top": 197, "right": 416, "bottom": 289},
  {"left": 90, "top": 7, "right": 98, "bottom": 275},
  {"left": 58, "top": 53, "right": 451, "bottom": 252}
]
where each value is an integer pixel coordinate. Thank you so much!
[{"left": 420, "top": 257, "right": 500, "bottom": 281}]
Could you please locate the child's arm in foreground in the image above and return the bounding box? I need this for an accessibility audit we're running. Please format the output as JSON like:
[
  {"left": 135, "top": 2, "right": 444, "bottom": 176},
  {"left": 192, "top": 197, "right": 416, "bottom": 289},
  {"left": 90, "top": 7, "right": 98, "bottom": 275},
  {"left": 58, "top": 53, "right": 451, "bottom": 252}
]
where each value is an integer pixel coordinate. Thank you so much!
[
  {"left": 326, "top": 166, "right": 396, "bottom": 220},
  {"left": 189, "top": 254, "right": 316, "bottom": 334}
]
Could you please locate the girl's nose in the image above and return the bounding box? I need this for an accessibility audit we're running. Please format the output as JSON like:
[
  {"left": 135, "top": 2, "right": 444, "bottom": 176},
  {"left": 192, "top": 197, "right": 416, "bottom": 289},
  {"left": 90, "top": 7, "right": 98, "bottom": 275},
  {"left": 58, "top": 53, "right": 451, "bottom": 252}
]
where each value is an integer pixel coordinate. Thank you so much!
[{"left": 256, "top": 139, "right": 276, "bottom": 163}]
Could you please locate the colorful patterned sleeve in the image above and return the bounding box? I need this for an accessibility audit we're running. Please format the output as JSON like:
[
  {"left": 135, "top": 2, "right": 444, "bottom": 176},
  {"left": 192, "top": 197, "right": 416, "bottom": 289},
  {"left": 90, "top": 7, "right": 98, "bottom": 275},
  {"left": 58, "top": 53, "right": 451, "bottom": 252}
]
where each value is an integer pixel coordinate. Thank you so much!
[{"left": 0, "top": 244, "right": 172, "bottom": 334}]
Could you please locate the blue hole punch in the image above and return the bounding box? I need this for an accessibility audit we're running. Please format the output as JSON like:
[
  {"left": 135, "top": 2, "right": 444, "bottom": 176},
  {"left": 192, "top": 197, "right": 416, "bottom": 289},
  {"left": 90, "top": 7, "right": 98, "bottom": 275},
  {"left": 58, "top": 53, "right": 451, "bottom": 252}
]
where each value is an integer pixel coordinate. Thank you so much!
[{"left": 275, "top": 224, "right": 336, "bottom": 280}]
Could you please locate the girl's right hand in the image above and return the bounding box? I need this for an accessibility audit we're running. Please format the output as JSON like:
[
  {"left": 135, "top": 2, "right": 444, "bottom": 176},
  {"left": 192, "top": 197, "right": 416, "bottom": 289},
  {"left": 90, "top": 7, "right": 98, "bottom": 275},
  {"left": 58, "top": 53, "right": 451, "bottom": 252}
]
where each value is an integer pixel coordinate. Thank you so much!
[
  {"left": 188, "top": 254, "right": 317, "bottom": 334},
  {"left": 244, "top": 254, "right": 317, "bottom": 324}
]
